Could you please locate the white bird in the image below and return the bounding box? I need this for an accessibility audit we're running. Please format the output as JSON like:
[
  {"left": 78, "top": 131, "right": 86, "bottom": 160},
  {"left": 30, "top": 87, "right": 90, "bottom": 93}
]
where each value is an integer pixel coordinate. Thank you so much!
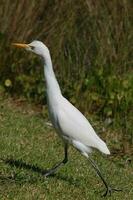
[{"left": 12, "top": 40, "right": 120, "bottom": 196}]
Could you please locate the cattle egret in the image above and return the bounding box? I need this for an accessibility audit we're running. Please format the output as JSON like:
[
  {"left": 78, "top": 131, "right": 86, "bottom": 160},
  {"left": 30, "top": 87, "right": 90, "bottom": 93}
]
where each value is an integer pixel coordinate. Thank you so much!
[{"left": 12, "top": 41, "right": 121, "bottom": 196}]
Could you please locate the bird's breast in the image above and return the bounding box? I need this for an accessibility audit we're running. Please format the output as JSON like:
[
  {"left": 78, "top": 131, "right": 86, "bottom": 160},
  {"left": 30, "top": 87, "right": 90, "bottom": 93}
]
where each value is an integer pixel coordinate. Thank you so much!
[{"left": 47, "top": 95, "right": 59, "bottom": 130}]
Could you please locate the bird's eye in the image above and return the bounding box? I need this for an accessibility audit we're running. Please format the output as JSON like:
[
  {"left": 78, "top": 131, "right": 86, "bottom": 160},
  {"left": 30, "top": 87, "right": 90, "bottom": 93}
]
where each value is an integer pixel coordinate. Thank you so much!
[{"left": 30, "top": 46, "right": 35, "bottom": 50}]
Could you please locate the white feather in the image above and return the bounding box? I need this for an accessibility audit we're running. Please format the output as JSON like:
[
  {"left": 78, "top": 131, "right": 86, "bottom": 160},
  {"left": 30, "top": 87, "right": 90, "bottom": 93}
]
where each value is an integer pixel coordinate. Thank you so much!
[
  {"left": 55, "top": 97, "right": 110, "bottom": 155},
  {"left": 27, "top": 40, "right": 110, "bottom": 157}
]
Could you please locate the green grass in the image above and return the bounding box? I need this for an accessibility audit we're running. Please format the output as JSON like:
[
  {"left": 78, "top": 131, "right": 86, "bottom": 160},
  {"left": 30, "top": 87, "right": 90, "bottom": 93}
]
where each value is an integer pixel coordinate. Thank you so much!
[{"left": 0, "top": 96, "right": 132, "bottom": 200}]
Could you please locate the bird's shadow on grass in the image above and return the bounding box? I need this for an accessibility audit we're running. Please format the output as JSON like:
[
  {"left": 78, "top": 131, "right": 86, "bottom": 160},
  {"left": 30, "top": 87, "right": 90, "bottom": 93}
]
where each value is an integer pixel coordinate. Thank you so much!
[{"left": 0, "top": 158, "right": 81, "bottom": 187}]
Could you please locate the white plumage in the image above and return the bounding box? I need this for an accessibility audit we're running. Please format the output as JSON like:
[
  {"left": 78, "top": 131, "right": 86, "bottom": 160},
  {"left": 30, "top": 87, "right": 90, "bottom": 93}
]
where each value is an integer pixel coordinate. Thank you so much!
[
  {"left": 12, "top": 40, "right": 120, "bottom": 196},
  {"left": 53, "top": 96, "right": 110, "bottom": 156}
]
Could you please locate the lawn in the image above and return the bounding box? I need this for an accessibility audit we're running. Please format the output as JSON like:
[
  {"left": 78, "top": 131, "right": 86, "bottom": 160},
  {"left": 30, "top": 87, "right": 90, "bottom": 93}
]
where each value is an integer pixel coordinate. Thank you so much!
[{"left": 0, "top": 96, "right": 132, "bottom": 200}]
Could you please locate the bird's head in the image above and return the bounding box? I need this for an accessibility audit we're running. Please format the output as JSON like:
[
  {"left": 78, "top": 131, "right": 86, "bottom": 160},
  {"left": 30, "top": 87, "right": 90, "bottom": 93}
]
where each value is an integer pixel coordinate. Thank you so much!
[{"left": 12, "top": 40, "right": 49, "bottom": 58}]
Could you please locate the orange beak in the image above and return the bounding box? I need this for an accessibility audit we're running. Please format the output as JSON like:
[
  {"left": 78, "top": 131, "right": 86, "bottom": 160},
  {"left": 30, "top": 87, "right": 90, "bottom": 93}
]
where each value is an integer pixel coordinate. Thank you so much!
[{"left": 12, "top": 43, "right": 29, "bottom": 48}]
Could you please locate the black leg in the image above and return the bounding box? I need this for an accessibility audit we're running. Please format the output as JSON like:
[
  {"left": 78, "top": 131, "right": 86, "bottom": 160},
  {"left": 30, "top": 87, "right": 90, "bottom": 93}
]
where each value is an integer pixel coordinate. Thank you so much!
[
  {"left": 44, "top": 143, "right": 68, "bottom": 177},
  {"left": 88, "top": 157, "right": 121, "bottom": 197}
]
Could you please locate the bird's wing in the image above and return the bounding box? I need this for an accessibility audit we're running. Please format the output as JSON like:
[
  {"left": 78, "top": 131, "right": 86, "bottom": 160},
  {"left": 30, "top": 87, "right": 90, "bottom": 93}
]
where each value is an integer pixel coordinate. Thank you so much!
[{"left": 56, "top": 97, "right": 104, "bottom": 150}]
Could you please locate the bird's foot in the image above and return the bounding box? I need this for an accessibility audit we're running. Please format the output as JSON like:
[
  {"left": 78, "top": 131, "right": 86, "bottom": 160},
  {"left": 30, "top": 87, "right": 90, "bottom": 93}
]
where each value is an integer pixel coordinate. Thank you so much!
[
  {"left": 43, "top": 169, "right": 56, "bottom": 177},
  {"left": 102, "top": 186, "right": 122, "bottom": 197},
  {"left": 43, "top": 159, "right": 67, "bottom": 177}
]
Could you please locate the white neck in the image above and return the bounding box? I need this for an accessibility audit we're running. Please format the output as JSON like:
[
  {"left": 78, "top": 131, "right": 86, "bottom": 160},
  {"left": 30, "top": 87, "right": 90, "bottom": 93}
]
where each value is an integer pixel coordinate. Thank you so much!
[{"left": 42, "top": 52, "right": 61, "bottom": 98}]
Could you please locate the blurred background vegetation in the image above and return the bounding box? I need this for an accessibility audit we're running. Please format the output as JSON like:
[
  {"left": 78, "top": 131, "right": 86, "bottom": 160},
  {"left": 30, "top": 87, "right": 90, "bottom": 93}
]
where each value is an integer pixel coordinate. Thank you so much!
[{"left": 0, "top": 0, "right": 132, "bottom": 143}]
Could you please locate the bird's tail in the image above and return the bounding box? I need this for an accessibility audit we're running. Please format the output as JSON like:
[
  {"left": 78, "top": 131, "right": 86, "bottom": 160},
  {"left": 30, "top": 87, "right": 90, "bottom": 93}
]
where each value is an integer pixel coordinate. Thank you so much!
[{"left": 96, "top": 138, "right": 110, "bottom": 155}]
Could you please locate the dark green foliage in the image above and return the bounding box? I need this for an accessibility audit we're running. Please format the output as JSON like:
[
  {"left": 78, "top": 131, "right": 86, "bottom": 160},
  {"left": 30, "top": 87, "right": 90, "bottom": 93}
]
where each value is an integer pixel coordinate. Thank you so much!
[{"left": 0, "top": 1, "right": 132, "bottom": 136}]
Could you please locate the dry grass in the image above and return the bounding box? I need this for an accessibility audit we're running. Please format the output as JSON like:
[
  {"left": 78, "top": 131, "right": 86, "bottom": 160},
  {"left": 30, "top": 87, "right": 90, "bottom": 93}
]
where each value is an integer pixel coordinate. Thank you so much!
[{"left": 0, "top": 0, "right": 132, "bottom": 141}]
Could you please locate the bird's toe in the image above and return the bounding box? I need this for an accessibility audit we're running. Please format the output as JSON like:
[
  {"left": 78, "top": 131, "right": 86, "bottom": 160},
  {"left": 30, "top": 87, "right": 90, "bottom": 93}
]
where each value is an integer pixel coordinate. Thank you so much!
[{"left": 102, "top": 186, "right": 122, "bottom": 197}]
